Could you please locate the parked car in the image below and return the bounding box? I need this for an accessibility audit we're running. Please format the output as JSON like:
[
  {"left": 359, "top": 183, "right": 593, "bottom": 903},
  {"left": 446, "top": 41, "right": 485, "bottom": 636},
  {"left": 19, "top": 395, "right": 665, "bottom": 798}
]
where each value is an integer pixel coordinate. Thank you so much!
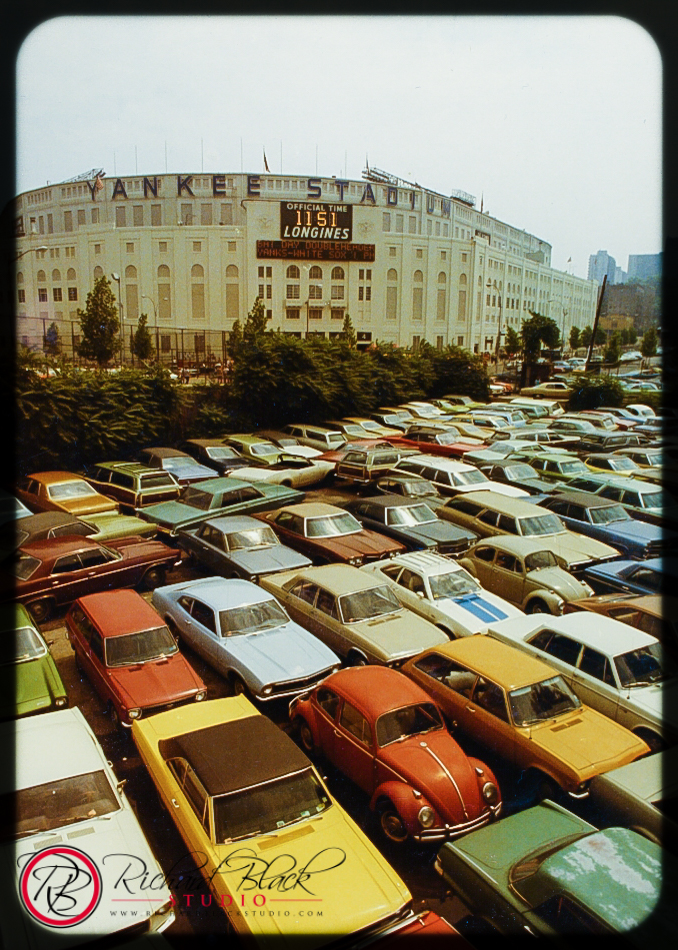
[
  {"left": 260, "top": 564, "right": 448, "bottom": 667},
  {"left": 577, "top": 431, "right": 651, "bottom": 453},
  {"left": 8, "top": 535, "right": 183, "bottom": 621},
  {"left": 368, "top": 410, "right": 412, "bottom": 432},
  {"left": 137, "top": 446, "right": 220, "bottom": 485},
  {"left": 387, "top": 425, "right": 486, "bottom": 457},
  {"left": 459, "top": 536, "right": 594, "bottom": 615},
  {"left": 0, "top": 489, "right": 32, "bottom": 525},
  {"left": 176, "top": 514, "right": 311, "bottom": 580},
  {"left": 486, "top": 611, "right": 678, "bottom": 750},
  {"left": 137, "top": 477, "right": 304, "bottom": 536},
  {"left": 341, "top": 416, "right": 403, "bottom": 439},
  {"left": 566, "top": 473, "right": 678, "bottom": 527},
  {"left": 3, "top": 707, "right": 174, "bottom": 945},
  {"left": 434, "top": 799, "right": 676, "bottom": 941},
  {"left": 524, "top": 452, "right": 591, "bottom": 484},
  {"left": 584, "top": 452, "right": 648, "bottom": 477},
  {"left": 255, "top": 502, "right": 406, "bottom": 566},
  {"left": 0, "top": 510, "right": 159, "bottom": 559},
  {"left": 182, "top": 438, "right": 252, "bottom": 474},
  {"left": 361, "top": 550, "right": 524, "bottom": 637},
  {"left": 222, "top": 433, "right": 290, "bottom": 465},
  {"left": 334, "top": 445, "right": 404, "bottom": 484},
  {"left": 282, "top": 423, "right": 347, "bottom": 452},
  {"left": 402, "top": 636, "right": 648, "bottom": 798},
  {"left": 437, "top": 491, "right": 620, "bottom": 572},
  {"left": 503, "top": 427, "right": 578, "bottom": 448},
  {"left": 581, "top": 556, "right": 678, "bottom": 596},
  {"left": 84, "top": 460, "right": 182, "bottom": 511},
  {"left": 372, "top": 474, "right": 446, "bottom": 510},
  {"left": 517, "top": 381, "right": 572, "bottom": 399},
  {"left": 323, "top": 419, "right": 384, "bottom": 441},
  {"left": 563, "top": 593, "right": 678, "bottom": 659},
  {"left": 461, "top": 440, "right": 535, "bottom": 467},
  {"left": 66, "top": 589, "right": 206, "bottom": 727},
  {"left": 132, "top": 697, "right": 413, "bottom": 942},
  {"left": 229, "top": 454, "right": 333, "bottom": 489},
  {"left": 391, "top": 455, "right": 529, "bottom": 498},
  {"left": 344, "top": 496, "right": 477, "bottom": 555},
  {"left": 152, "top": 576, "right": 339, "bottom": 699},
  {"left": 588, "top": 747, "right": 678, "bottom": 852},
  {"left": 538, "top": 489, "right": 669, "bottom": 559},
  {"left": 290, "top": 666, "right": 502, "bottom": 843},
  {"left": 511, "top": 396, "right": 565, "bottom": 417},
  {"left": 0, "top": 603, "right": 67, "bottom": 718},
  {"left": 476, "top": 459, "right": 554, "bottom": 495},
  {"left": 16, "top": 471, "right": 118, "bottom": 516},
  {"left": 255, "top": 429, "right": 326, "bottom": 458}
]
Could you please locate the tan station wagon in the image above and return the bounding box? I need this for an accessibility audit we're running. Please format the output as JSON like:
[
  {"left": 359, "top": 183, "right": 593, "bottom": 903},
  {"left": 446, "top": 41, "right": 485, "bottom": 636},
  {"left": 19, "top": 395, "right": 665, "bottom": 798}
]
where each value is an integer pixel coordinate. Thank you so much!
[{"left": 402, "top": 637, "right": 649, "bottom": 799}]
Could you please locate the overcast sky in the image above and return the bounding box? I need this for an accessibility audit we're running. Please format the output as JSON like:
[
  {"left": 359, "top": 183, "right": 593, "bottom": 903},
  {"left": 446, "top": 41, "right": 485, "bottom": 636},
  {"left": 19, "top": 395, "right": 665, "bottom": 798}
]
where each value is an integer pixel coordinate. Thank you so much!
[{"left": 16, "top": 15, "right": 661, "bottom": 278}]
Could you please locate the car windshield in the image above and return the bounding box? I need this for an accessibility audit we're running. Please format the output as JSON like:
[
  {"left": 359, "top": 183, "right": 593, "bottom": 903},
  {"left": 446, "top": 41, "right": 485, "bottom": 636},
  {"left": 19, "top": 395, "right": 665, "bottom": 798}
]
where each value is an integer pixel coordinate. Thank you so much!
[
  {"left": 5, "top": 770, "right": 119, "bottom": 839},
  {"left": 139, "top": 472, "right": 177, "bottom": 487},
  {"left": 206, "top": 446, "right": 240, "bottom": 460},
  {"left": 11, "top": 552, "right": 41, "bottom": 580},
  {"left": 524, "top": 551, "right": 559, "bottom": 571},
  {"left": 505, "top": 465, "right": 538, "bottom": 479},
  {"left": 560, "top": 461, "right": 587, "bottom": 474},
  {"left": 105, "top": 626, "right": 178, "bottom": 666},
  {"left": 359, "top": 420, "right": 382, "bottom": 432},
  {"left": 327, "top": 433, "right": 346, "bottom": 445},
  {"left": 403, "top": 480, "right": 439, "bottom": 497},
  {"left": 342, "top": 425, "right": 366, "bottom": 436},
  {"left": 454, "top": 470, "right": 488, "bottom": 486},
  {"left": 639, "top": 490, "right": 669, "bottom": 510},
  {"left": 518, "top": 514, "right": 564, "bottom": 536},
  {"left": 48, "top": 481, "right": 98, "bottom": 500},
  {"left": 162, "top": 457, "right": 197, "bottom": 471},
  {"left": 614, "top": 643, "right": 677, "bottom": 687},
  {"left": 181, "top": 489, "right": 215, "bottom": 511},
  {"left": 339, "top": 585, "right": 402, "bottom": 622},
  {"left": 213, "top": 767, "right": 330, "bottom": 843},
  {"left": 306, "top": 513, "right": 362, "bottom": 537},
  {"left": 386, "top": 504, "right": 436, "bottom": 526},
  {"left": 429, "top": 570, "right": 480, "bottom": 599},
  {"left": 589, "top": 504, "right": 631, "bottom": 524},
  {"left": 509, "top": 676, "right": 581, "bottom": 726},
  {"left": 219, "top": 599, "right": 289, "bottom": 635},
  {"left": 608, "top": 458, "right": 637, "bottom": 471},
  {"left": 226, "top": 526, "right": 278, "bottom": 549},
  {"left": 435, "top": 431, "right": 460, "bottom": 444},
  {"left": 0, "top": 626, "right": 46, "bottom": 664},
  {"left": 250, "top": 442, "right": 278, "bottom": 456},
  {"left": 458, "top": 425, "right": 487, "bottom": 438},
  {"left": 376, "top": 703, "right": 444, "bottom": 747}
]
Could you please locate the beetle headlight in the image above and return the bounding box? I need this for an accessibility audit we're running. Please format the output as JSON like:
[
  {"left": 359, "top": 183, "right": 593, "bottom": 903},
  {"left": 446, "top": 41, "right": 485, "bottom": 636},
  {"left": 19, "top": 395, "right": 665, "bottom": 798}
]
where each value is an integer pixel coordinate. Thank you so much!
[
  {"left": 195, "top": 690, "right": 207, "bottom": 702},
  {"left": 482, "top": 781, "right": 499, "bottom": 804},
  {"left": 55, "top": 697, "right": 67, "bottom": 707},
  {"left": 418, "top": 806, "right": 436, "bottom": 828},
  {"left": 128, "top": 707, "right": 141, "bottom": 720}
]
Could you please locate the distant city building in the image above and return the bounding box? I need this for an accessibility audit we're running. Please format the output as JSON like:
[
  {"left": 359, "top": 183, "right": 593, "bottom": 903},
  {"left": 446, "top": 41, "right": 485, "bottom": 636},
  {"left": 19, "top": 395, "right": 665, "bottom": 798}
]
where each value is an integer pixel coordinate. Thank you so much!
[
  {"left": 588, "top": 250, "right": 617, "bottom": 285},
  {"left": 614, "top": 266, "right": 627, "bottom": 285},
  {"left": 627, "top": 253, "right": 662, "bottom": 281},
  {"left": 11, "top": 166, "right": 599, "bottom": 360}
]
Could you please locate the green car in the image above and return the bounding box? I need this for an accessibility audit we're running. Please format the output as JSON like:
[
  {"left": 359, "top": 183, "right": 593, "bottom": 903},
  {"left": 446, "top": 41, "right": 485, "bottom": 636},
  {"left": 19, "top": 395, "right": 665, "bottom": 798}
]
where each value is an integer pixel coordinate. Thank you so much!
[
  {"left": 137, "top": 477, "right": 305, "bottom": 536},
  {"left": 435, "top": 799, "right": 677, "bottom": 941},
  {"left": 222, "top": 434, "right": 284, "bottom": 466},
  {"left": 513, "top": 450, "right": 590, "bottom": 483},
  {"left": 0, "top": 604, "right": 68, "bottom": 718}
]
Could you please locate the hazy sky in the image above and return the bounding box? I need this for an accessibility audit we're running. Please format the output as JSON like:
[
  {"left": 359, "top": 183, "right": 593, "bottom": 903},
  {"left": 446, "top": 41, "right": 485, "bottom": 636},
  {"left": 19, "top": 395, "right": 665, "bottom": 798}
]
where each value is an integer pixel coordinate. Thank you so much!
[{"left": 16, "top": 15, "right": 661, "bottom": 278}]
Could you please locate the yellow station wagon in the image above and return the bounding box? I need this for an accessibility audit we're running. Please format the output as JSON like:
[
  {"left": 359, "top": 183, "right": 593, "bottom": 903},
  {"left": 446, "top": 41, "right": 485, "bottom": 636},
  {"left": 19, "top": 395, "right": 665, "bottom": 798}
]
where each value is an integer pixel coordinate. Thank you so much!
[{"left": 133, "top": 697, "right": 414, "bottom": 948}]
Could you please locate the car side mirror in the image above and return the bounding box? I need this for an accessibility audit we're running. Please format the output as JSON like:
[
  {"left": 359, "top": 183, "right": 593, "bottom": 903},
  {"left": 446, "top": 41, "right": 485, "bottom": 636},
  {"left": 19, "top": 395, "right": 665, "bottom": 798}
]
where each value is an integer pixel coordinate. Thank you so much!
[
  {"left": 117, "top": 779, "right": 127, "bottom": 793},
  {"left": 416, "top": 590, "right": 425, "bottom": 599}
]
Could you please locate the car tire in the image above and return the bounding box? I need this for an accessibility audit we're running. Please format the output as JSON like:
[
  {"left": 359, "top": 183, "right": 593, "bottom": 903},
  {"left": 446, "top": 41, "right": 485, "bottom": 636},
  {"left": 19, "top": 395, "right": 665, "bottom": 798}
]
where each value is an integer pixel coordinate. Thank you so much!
[
  {"left": 527, "top": 598, "right": 549, "bottom": 614},
  {"left": 348, "top": 652, "right": 368, "bottom": 667},
  {"left": 74, "top": 652, "right": 85, "bottom": 675},
  {"left": 165, "top": 617, "right": 180, "bottom": 642},
  {"left": 230, "top": 674, "right": 249, "bottom": 698},
  {"left": 27, "top": 598, "right": 53, "bottom": 623},
  {"left": 435, "top": 624, "right": 454, "bottom": 638},
  {"left": 295, "top": 718, "right": 317, "bottom": 755},
  {"left": 636, "top": 729, "right": 664, "bottom": 753},
  {"left": 378, "top": 802, "right": 409, "bottom": 844},
  {"left": 109, "top": 703, "right": 122, "bottom": 729},
  {"left": 535, "top": 773, "right": 558, "bottom": 803},
  {"left": 143, "top": 567, "right": 166, "bottom": 591}
]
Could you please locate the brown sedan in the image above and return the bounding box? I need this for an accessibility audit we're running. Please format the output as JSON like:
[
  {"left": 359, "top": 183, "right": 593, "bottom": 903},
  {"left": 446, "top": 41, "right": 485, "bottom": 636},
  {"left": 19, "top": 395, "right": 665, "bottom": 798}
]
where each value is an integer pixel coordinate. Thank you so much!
[
  {"left": 255, "top": 502, "right": 406, "bottom": 566},
  {"left": 9, "top": 536, "right": 182, "bottom": 622}
]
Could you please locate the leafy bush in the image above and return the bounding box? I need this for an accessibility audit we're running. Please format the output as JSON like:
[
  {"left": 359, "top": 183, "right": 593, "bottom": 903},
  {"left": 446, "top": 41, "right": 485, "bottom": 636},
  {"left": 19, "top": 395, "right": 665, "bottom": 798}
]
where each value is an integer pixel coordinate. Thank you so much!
[{"left": 568, "top": 375, "right": 625, "bottom": 410}]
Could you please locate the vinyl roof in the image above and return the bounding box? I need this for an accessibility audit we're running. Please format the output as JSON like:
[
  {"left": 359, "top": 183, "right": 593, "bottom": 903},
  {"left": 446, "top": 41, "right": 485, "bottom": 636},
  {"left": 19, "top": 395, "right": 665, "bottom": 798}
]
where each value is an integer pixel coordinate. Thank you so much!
[{"left": 164, "top": 714, "right": 309, "bottom": 796}]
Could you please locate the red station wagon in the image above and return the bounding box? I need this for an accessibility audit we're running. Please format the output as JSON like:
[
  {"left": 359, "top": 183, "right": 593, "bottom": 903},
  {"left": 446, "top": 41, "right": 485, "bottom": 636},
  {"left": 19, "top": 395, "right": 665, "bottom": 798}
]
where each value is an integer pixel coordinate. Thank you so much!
[
  {"left": 67, "top": 590, "right": 207, "bottom": 728},
  {"left": 9, "top": 536, "right": 183, "bottom": 622},
  {"left": 290, "top": 666, "right": 501, "bottom": 844}
]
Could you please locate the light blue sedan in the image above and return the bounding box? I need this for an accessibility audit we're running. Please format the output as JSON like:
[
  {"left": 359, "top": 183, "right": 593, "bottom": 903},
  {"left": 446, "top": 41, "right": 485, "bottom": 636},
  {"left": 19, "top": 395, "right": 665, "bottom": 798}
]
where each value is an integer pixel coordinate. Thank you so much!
[{"left": 152, "top": 576, "right": 340, "bottom": 700}]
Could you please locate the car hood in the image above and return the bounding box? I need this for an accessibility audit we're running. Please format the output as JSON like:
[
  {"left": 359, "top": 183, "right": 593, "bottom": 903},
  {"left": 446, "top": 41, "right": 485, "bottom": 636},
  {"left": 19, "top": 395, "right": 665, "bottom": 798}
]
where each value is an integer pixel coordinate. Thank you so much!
[
  {"left": 525, "top": 566, "right": 591, "bottom": 599},
  {"left": 140, "top": 500, "right": 216, "bottom": 528},
  {"left": 311, "top": 530, "right": 405, "bottom": 560},
  {"left": 108, "top": 652, "right": 203, "bottom": 710},
  {"left": 1, "top": 656, "right": 65, "bottom": 718},
  {"left": 437, "top": 592, "right": 523, "bottom": 631},
  {"left": 529, "top": 707, "right": 648, "bottom": 778},
  {"left": 227, "top": 545, "right": 312, "bottom": 576},
  {"left": 622, "top": 679, "right": 678, "bottom": 728},
  {"left": 541, "top": 531, "right": 619, "bottom": 566},
  {"left": 107, "top": 536, "right": 180, "bottom": 560},
  {"left": 595, "top": 519, "right": 665, "bottom": 544},
  {"left": 379, "top": 731, "right": 486, "bottom": 822},
  {"left": 8, "top": 807, "right": 171, "bottom": 946},
  {"left": 221, "top": 623, "right": 338, "bottom": 683},
  {"left": 57, "top": 495, "right": 118, "bottom": 516},
  {"left": 349, "top": 611, "right": 447, "bottom": 662},
  {"left": 210, "top": 805, "right": 410, "bottom": 947},
  {"left": 391, "top": 521, "right": 468, "bottom": 545},
  {"left": 84, "top": 512, "right": 158, "bottom": 539}
]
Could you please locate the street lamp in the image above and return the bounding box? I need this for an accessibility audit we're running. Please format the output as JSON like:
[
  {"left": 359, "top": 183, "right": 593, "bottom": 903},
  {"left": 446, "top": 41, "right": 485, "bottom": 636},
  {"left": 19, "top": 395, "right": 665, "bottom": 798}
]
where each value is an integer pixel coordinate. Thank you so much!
[
  {"left": 13, "top": 245, "right": 48, "bottom": 262},
  {"left": 141, "top": 294, "right": 159, "bottom": 361},
  {"left": 111, "top": 272, "right": 123, "bottom": 367},
  {"left": 487, "top": 279, "right": 502, "bottom": 363}
]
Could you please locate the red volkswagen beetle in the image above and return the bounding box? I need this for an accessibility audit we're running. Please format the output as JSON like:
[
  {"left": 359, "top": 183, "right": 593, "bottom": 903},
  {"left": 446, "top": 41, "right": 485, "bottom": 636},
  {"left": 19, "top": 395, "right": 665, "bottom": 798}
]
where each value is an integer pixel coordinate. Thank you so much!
[{"left": 290, "top": 666, "right": 501, "bottom": 844}]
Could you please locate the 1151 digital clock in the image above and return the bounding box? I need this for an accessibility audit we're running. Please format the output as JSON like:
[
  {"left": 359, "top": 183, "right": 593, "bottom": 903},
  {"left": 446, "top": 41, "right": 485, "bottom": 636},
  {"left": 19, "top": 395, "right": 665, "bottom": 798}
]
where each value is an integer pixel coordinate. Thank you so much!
[{"left": 280, "top": 202, "right": 352, "bottom": 241}]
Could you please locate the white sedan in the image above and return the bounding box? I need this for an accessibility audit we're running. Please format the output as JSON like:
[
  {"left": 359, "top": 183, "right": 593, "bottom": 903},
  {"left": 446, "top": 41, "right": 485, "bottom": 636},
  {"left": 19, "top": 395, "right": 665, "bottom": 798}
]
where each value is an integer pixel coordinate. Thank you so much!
[
  {"left": 360, "top": 550, "right": 524, "bottom": 638},
  {"left": 227, "top": 455, "right": 334, "bottom": 489},
  {"left": 3, "top": 708, "right": 174, "bottom": 947}
]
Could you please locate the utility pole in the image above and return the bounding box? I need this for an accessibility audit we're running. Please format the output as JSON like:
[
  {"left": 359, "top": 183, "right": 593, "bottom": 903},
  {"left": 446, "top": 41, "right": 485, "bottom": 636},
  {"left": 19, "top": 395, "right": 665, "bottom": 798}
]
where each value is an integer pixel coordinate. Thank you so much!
[{"left": 586, "top": 275, "right": 607, "bottom": 372}]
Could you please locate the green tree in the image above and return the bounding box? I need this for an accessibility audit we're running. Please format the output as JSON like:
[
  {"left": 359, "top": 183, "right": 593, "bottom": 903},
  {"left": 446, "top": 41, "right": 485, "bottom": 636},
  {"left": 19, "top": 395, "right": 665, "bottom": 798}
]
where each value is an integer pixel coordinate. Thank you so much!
[
  {"left": 228, "top": 319, "right": 243, "bottom": 358},
  {"left": 243, "top": 297, "right": 271, "bottom": 342},
  {"left": 580, "top": 325, "right": 592, "bottom": 348},
  {"left": 627, "top": 326, "right": 638, "bottom": 345},
  {"left": 77, "top": 276, "right": 120, "bottom": 366},
  {"left": 641, "top": 326, "right": 658, "bottom": 358},
  {"left": 505, "top": 326, "right": 521, "bottom": 353},
  {"left": 594, "top": 325, "right": 606, "bottom": 345},
  {"left": 569, "top": 326, "right": 580, "bottom": 350},
  {"left": 604, "top": 331, "right": 622, "bottom": 365},
  {"left": 43, "top": 321, "right": 61, "bottom": 356},
  {"left": 342, "top": 313, "right": 357, "bottom": 348},
  {"left": 521, "top": 312, "right": 560, "bottom": 361},
  {"left": 130, "top": 313, "right": 154, "bottom": 362}
]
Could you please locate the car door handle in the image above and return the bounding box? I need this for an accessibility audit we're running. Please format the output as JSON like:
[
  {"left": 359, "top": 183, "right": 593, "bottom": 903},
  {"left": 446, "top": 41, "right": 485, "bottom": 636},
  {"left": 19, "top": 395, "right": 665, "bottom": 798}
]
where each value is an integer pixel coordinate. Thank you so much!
[
  {"left": 171, "top": 799, "right": 180, "bottom": 808},
  {"left": 87, "top": 571, "right": 97, "bottom": 576},
  {"left": 333, "top": 729, "right": 340, "bottom": 736},
  {"left": 466, "top": 705, "right": 476, "bottom": 712}
]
